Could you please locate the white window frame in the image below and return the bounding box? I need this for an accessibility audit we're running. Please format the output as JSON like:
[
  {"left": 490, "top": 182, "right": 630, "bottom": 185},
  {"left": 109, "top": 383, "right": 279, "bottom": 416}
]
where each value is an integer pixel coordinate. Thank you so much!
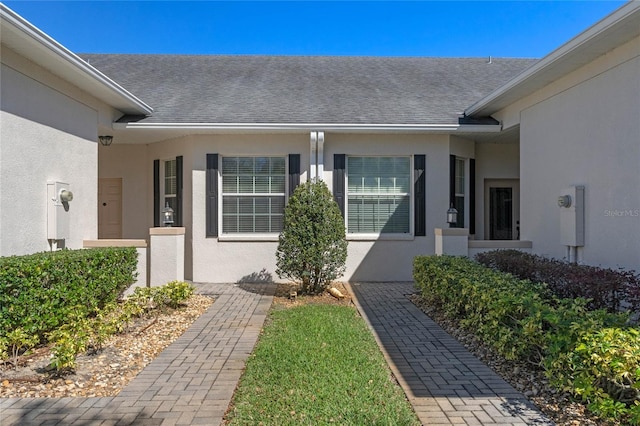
[
  {"left": 345, "top": 155, "right": 414, "bottom": 241},
  {"left": 218, "top": 155, "right": 288, "bottom": 241}
]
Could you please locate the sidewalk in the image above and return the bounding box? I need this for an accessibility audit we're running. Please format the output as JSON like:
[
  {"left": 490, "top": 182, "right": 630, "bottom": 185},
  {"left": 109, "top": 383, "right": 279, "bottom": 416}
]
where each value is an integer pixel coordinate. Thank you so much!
[
  {"left": 0, "top": 283, "right": 274, "bottom": 426},
  {"left": 348, "top": 282, "right": 554, "bottom": 426},
  {"left": 0, "top": 281, "right": 554, "bottom": 425}
]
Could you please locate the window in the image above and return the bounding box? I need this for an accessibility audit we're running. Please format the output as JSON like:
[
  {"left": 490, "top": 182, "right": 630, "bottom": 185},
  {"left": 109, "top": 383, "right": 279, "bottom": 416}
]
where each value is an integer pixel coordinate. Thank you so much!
[
  {"left": 454, "top": 157, "right": 465, "bottom": 228},
  {"left": 163, "top": 159, "right": 177, "bottom": 214},
  {"left": 346, "top": 156, "right": 411, "bottom": 234},
  {"left": 221, "top": 156, "right": 286, "bottom": 233}
]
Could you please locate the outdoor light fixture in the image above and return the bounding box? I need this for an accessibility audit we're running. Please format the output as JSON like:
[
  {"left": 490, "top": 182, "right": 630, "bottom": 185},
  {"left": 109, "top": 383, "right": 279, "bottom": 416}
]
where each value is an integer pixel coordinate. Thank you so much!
[
  {"left": 98, "top": 135, "right": 113, "bottom": 146},
  {"left": 162, "top": 202, "right": 174, "bottom": 227},
  {"left": 446, "top": 204, "right": 458, "bottom": 226}
]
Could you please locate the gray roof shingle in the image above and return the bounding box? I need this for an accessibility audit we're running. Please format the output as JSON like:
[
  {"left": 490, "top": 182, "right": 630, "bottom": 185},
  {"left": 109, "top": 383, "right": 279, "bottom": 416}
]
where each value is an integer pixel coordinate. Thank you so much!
[{"left": 82, "top": 54, "right": 536, "bottom": 125}]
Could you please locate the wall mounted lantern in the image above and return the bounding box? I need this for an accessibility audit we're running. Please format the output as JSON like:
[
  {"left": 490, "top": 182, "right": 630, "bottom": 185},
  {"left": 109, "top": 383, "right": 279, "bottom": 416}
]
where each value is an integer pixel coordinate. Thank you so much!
[
  {"left": 446, "top": 204, "right": 458, "bottom": 227},
  {"left": 162, "top": 202, "right": 174, "bottom": 227},
  {"left": 99, "top": 135, "right": 113, "bottom": 146}
]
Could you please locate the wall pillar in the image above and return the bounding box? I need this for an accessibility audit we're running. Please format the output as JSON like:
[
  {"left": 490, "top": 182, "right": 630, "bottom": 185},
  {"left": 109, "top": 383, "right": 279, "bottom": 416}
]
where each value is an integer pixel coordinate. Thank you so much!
[
  {"left": 434, "top": 228, "right": 469, "bottom": 256},
  {"left": 150, "top": 227, "right": 185, "bottom": 286}
]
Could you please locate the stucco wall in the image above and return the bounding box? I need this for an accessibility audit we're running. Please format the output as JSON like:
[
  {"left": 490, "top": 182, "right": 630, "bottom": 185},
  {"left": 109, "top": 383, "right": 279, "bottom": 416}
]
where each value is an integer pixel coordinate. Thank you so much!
[
  {"left": 474, "top": 142, "right": 520, "bottom": 239},
  {"left": 1, "top": 64, "right": 98, "bottom": 256},
  {"left": 519, "top": 48, "right": 640, "bottom": 270},
  {"left": 98, "top": 144, "right": 150, "bottom": 239},
  {"left": 186, "top": 132, "right": 452, "bottom": 283}
]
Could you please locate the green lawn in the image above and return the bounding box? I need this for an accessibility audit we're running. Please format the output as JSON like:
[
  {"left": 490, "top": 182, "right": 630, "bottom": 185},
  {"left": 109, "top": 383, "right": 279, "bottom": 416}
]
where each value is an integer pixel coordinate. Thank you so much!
[{"left": 225, "top": 304, "right": 420, "bottom": 425}]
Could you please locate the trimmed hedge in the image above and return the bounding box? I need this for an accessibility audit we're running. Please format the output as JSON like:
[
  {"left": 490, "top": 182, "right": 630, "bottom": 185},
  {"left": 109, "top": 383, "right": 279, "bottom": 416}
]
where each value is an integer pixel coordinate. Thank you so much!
[
  {"left": 413, "top": 255, "right": 638, "bottom": 423},
  {"left": 0, "top": 248, "right": 137, "bottom": 341},
  {"left": 476, "top": 249, "right": 640, "bottom": 314}
]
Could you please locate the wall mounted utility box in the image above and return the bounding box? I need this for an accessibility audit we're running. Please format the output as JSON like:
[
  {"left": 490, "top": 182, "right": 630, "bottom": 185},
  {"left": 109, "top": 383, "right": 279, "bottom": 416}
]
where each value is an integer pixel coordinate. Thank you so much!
[
  {"left": 559, "top": 185, "right": 585, "bottom": 246},
  {"left": 47, "top": 181, "right": 71, "bottom": 240}
]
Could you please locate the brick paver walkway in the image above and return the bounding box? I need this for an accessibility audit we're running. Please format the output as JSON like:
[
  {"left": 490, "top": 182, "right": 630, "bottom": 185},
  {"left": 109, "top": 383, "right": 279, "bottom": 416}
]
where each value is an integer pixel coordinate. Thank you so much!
[
  {"left": 348, "top": 282, "right": 554, "bottom": 426},
  {"left": 0, "top": 283, "right": 274, "bottom": 426},
  {"left": 1, "top": 281, "right": 555, "bottom": 425}
]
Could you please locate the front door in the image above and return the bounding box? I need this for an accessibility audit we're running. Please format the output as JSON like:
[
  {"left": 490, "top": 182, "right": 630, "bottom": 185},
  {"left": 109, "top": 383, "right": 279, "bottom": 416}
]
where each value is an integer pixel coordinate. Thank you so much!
[
  {"left": 484, "top": 179, "right": 519, "bottom": 240},
  {"left": 98, "top": 178, "right": 122, "bottom": 239}
]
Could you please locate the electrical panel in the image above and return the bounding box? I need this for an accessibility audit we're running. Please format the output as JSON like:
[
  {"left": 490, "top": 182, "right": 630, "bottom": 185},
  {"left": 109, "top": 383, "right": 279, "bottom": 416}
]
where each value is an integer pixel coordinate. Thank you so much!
[
  {"left": 47, "top": 182, "right": 72, "bottom": 240},
  {"left": 559, "top": 185, "right": 584, "bottom": 246}
]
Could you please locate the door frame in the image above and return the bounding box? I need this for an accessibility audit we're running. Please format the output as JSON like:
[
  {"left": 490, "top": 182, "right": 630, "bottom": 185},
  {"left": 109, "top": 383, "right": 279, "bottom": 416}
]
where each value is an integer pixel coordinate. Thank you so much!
[{"left": 484, "top": 179, "right": 520, "bottom": 240}]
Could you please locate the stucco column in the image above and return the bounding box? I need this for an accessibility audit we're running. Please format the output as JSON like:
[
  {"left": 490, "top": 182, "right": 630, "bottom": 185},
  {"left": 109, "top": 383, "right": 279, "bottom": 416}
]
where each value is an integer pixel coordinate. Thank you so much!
[
  {"left": 149, "top": 227, "right": 185, "bottom": 287},
  {"left": 434, "top": 228, "right": 469, "bottom": 256}
]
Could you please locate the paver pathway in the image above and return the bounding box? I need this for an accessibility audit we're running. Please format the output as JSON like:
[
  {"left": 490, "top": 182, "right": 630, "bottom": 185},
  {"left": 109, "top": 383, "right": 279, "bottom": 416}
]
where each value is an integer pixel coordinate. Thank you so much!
[
  {"left": 2, "top": 281, "right": 555, "bottom": 425},
  {"left": 348, "top": 282, "right": 554, "bottom": 426},
  {"left": 0, "top": 283, "right": 274, "bottom": 426}
]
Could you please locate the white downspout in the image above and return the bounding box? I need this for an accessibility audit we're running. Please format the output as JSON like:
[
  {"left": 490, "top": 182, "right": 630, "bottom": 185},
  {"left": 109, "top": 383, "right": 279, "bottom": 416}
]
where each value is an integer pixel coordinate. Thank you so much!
[
  {"left": 310, "top": 131, "right": 318, "bottom": 180},
  {"left": 317, "top": 131, "right": 324, "bottom": 181}
]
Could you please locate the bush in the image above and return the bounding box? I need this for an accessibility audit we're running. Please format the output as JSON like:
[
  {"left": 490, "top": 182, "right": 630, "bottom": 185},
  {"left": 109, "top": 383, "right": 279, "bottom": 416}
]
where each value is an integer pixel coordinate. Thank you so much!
[
  {"left": 276, "top": 180, "right": 347, "bottom": 294},
  {"left": 413, "top": 255, "right": 637, "bottom": 423},
  {"left": 546, "top": 327, "right": 640, "bottom": 423},
  {"left": 0, "top": 247, "right": 138, "bottom": 341},
  {"left": 476, "top": 250, "right": 640, "bottom": 314}
]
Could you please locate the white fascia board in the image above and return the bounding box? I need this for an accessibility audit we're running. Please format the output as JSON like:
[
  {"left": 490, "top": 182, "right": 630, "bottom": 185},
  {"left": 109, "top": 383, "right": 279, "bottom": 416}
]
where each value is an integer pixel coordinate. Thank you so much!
[
  {"left": 465, "top": 1, "right": 640, "bottom": 117},
  {"left": 119, "top": 122, "right": 502, "bottom": 133},
  {"left": 0, "top": 4, "right": 153, "bottom": 116}
]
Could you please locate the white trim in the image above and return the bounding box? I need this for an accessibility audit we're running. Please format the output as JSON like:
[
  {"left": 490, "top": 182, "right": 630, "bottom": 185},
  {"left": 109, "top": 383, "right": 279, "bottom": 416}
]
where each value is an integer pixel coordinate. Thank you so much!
[{"left": 121, "top": 122, "right": 502, "bottom": 133}]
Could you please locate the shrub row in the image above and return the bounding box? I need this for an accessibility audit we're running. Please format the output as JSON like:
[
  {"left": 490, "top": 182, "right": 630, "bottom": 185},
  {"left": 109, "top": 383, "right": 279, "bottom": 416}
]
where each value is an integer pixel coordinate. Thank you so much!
[
  {"left": 475, "top": 250, "right": 640, "bottom": 314},
  {"left": 0, "top": 281, "right": 195, "bottom": 372},
  {"left": 413, "top": 255, "right": 639, "bottom": 423},
  {"left": 0, "top": 247, "right": 138, "bottom": 341}
]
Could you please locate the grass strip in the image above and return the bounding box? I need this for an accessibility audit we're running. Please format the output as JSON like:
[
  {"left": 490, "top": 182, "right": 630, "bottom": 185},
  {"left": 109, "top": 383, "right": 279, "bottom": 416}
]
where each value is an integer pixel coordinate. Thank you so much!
[{"left": 226, "top": 304, "right": 420, "bottom": 425}]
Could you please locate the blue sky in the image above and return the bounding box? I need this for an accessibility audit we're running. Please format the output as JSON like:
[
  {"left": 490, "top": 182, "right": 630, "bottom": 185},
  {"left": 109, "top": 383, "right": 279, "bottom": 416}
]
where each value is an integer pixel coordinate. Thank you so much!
[{"left": 4, "top": 1, "right": 627, "bottom": 58}]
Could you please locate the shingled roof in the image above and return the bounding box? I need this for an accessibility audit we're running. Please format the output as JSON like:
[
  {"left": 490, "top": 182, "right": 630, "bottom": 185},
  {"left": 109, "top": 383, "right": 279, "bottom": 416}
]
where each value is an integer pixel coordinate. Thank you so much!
[{"left": 82, "top": 54, "right": 536, "bottom": 125}]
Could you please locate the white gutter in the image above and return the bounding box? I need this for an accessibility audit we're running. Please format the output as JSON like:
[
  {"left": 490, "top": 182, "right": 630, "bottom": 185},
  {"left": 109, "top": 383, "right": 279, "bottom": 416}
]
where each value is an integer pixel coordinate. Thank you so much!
[
  {"left": 465, "top": 1, "right": 640, "bottom": 117},
  {"left": 0, "top": 4, "right": 153, "bottom": 116},
  {"left": 118, "top": 122, "right": 502, "bottom": 133}
]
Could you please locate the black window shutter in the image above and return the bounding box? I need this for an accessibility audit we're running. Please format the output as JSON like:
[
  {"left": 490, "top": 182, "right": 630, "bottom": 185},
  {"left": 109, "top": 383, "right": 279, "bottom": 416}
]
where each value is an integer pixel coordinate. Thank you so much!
[
  {"left": 414, "top": 155, "right": 426, "bottom": 236},
  {"left": 469, "top": 158, "right": 476, "bottom": 235},
  {"left": 176, "top": 155, "right": 183, "bottom": 227},
  {"left": 333, "top": 154, "right": 345, "bottom": 217},
  {"left": 449, "top": 154, "right": 456, "bottom": 209},
  {"left": 206, "top": 154, "right": 219, "bottom": 237},
  {"left": 288, "top": 154, "right": 300, "bottom": 196},
  {"left": 153, "top": 159, "right": 160, "bottom": 227}
]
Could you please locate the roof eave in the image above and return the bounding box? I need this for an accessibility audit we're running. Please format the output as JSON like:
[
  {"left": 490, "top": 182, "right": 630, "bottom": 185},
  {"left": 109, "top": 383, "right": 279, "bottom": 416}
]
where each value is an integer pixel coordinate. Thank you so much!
[
  {"left": 116, "top": 122, "right": 502, "bottom": 133},
  {"left": 0, "top": 4, "right": 153, "bottom": 116},
  {"left": 465, "top": 1, "right": 640, "bottom": 117}
]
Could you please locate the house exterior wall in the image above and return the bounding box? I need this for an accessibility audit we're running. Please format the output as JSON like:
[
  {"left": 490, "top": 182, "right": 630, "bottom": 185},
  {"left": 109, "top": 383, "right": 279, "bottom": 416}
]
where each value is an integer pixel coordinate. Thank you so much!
[
  {"left": 168, "top": 132, "right": 452, "bottom": 283},
  {"left": 189, "top": 133, "right": 309, "bottom": 283},
  {"left": 0, "top": 51, "right": 102, "bottom": 256},
  {"left": 98, "top": 144, "right": 150, "bottom": 239},
  {"left": 518, "top": 35, "right": 640, "bottom": 270},
  {"left": 474, "top": 142, "right": 520, "bottom": 240}
]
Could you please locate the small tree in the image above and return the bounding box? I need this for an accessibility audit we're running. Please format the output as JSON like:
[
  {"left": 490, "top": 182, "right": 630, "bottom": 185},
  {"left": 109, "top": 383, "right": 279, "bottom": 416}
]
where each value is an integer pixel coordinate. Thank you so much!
[{"left": 276, "top": 180, "right": 347, "bottom": 294}]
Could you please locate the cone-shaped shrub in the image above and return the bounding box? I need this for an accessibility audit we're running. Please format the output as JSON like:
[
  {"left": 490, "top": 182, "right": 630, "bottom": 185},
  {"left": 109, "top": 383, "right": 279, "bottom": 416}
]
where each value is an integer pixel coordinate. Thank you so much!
[{"left": 276, "top": 180, "right": 347, "bottom": 294}]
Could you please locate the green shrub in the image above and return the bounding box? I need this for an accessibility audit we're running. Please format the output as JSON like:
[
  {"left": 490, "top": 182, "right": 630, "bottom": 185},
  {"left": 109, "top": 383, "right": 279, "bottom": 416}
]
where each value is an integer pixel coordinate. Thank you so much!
[
  {"left": 546, "top": 327, "right": 640, "bottom": 423},
  {"left": 476, "top": 249, "right": 640, "bottom": 314},
  {"left": 45, "top": 281, "right": 196, "bottom": 373},
  {"left": 0, "top": 247, "right": 137, "bottom": 341},
  {"left": 413, "top": 255, "right": 636, "bottom": 423},
  {"left": 276, "top": 180, "right": 347, "bottom": 294},
  {"left": 4, "top": 327, "right": 39, "bottom": 368}
]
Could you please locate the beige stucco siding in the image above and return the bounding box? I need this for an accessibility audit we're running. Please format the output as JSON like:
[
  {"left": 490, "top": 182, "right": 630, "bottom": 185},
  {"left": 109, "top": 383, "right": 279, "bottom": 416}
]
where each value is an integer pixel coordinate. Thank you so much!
[
  {"left": 98, "top": 144, "right": 150, "bottom": 239},
  {"left": 1, "top": 64, "right": 98, "bottom": 255},
  {"left": 519, "top": 44, "right": 640, "bottom": 269}
]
